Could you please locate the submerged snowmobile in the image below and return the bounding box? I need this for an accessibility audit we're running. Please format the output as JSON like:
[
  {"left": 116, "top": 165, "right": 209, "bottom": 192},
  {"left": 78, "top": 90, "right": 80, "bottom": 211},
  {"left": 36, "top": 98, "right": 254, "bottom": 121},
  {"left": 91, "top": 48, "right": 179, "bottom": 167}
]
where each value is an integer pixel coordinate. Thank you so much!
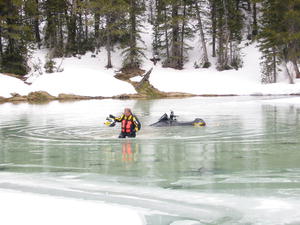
[{"left": 150, "top": 111, "right": 206, "bottom": 127}]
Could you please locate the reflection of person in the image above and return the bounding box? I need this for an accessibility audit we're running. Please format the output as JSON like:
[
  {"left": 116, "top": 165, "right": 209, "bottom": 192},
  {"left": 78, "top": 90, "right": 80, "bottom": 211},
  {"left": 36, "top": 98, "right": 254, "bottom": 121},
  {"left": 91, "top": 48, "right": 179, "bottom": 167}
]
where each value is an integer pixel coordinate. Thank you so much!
[
  {"left": 109, "top": 108, "right": 141, "bottom": 138},
  {"left": 122, "top": 141, "right": 139, "bottom": 162},
  {"left": 122, "top": 141, "right": 133, "bottom": 161}
]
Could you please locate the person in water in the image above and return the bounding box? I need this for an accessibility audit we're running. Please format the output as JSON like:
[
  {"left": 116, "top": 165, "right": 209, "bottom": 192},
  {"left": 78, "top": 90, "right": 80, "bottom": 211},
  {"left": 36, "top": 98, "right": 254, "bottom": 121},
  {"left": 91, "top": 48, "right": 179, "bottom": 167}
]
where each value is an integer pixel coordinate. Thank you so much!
[{"left": 110, "top": 108, "right": 141, "bottom": 138}]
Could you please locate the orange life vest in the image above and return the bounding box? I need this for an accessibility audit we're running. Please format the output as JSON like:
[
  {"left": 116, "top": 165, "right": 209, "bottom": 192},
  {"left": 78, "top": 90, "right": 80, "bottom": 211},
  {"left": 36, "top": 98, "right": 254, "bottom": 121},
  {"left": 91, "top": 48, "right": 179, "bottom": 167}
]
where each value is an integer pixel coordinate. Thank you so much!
[{"left": 121, "top": 115, "right": 134, "bottom": 133}]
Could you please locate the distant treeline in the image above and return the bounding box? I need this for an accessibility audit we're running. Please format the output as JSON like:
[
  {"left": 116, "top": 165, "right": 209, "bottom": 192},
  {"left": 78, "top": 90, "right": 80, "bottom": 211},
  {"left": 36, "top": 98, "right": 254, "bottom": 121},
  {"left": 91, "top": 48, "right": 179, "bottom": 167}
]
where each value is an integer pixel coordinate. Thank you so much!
[{"left": 0, "top": 0, "right": 299, "bottom": 83}]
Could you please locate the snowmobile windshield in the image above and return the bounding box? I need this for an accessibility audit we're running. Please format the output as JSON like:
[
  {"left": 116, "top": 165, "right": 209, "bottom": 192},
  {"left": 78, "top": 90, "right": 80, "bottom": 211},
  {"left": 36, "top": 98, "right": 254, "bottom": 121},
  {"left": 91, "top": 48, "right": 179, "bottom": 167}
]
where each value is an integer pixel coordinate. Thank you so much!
[{"left": 158, "top": 113, "right": 169, "bottom": 122}]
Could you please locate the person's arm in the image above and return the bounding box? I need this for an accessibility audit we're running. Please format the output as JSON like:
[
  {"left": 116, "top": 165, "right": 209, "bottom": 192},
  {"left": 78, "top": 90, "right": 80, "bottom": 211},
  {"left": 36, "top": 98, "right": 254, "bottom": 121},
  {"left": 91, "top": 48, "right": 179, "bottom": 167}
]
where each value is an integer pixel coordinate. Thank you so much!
[
  {"left": 132, "top": 116, "right": 140, "bottom": 131},
  {"left": 110, "top": 114, "right": 124, "bottom": 122}
]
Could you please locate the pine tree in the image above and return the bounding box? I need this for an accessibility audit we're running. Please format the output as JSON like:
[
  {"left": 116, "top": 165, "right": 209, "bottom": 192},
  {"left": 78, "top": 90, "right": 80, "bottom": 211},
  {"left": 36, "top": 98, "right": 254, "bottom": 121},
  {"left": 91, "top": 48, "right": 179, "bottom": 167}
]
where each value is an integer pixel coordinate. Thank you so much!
[
  {"left": 258, "top": 0, "right": 300, "bottom": 83},
  {"left": 24, "top": 0, "right": 41, "bottom": 48},
  {"left": 90, "top": 0, "right": 101, "bottom": 52},
  {"left": 152, "top": 0, "right": 171, "bottom": 62},
  {"left": 154, "top": 0, "right": 194, "bottom": 69},
  {"left": 0, "top": 0, "right": 30, "bottom": 75},
  {"left": 44, "top": 0, "right": 67, "bottom": 57},
  {"left": 284, "top": 0, "right": 300, "bottom": 78},
  {"left": 93, "top": 0, "right": 128, "bottom": 68},
  {"left": 152, "top": 0, "right": 163, "bottom": 56},
  {"left": 0, "top": 1, "right": 4, "bottom": 59},
  {"left": 208, "top": 0, "right": 243, "bottom": 70},
  {"left": 210, "top": 0, "right": 217, "bottom": 57},
  {"left": 65, "top": 0, "right": 78, "bottom": 56},
  {"left": 164, "top": 0, "right": 182, "bottom": 69},
  {"left": 122, "top": 0, "right": 146, "bottom": 70},
  {"left": 252, "top": 1, "right": 258, "bottom": 36},
  {"left": 194, "top": 0, "right": 210, "bottom": 68},
  {"left": 227, "top": 0, "right": 243, "bottom": 69}
]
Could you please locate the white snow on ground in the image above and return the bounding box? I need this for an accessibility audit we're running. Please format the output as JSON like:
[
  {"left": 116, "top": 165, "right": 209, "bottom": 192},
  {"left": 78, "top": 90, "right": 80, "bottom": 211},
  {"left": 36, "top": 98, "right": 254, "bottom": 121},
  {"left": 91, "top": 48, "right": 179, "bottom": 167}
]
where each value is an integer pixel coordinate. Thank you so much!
[
  {"left": 0, "top": 74, "right": 30, "bottom": 97},
  {"left": 1, "top": 22, "right": 300, "bottom": 97},
  {"left": 0, "top": 189, "right": 145, "bottom": 225},
  {"left": 148, "top": 44, "right": 300, "bottom": 95},
  {"left": 170, "top": 220, "right": 203, "bottom": 225},
  {"left": 263, "top": 96, "right": 300, "bottom": 104},
  {"left": 0, "top": 50, "right": 136, "bottom": 98},
  {"left": 29, "top": 51, "right": 136, "bottom": 97}
]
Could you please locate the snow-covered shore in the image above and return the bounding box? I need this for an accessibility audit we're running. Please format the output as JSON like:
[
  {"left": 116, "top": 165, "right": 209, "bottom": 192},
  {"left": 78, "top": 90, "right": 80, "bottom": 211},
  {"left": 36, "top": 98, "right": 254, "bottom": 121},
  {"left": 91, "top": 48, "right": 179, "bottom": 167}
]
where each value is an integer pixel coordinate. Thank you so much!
[
  {"left": 1, "top": 66, "right": 300, "bottom": 99},
  {"left": 0, "top": 51, "right": 136, "bottom": 98},
  {"left": 1, "top": 42, "right": 300, "bottom": 99},
  {"left": 0, "top": 189, "right": 145, "bottom": 225}
]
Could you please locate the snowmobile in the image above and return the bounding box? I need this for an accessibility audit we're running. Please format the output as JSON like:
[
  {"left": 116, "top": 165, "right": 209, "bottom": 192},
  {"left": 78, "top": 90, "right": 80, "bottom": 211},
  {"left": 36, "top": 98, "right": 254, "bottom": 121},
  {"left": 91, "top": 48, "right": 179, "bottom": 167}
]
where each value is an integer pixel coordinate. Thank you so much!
[{"left": 150, "top": 111, "right": 206, "bottom": 127}]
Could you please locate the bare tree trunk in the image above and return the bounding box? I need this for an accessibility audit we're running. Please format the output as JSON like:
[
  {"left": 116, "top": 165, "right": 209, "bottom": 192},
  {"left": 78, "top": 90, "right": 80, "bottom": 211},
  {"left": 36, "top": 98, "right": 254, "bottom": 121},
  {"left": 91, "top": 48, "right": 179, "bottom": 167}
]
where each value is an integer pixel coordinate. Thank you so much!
[
  {"left": 283, "top": 60, "right": 294, "bottom": 84},
  {"left": 222, "top": 0, "right": 230, "bottom": 67},
  {"left": 85, "top": 7, "right": 88, "bottom": 43},
  {"left": 153, "top": 0, "right": 160, "bottom": 55},
  {"left": 106, "top": 34, "right": 112, "bottom": 68},
  {"left": 292, "top": 58, "right": 300, "bottom": 79},
  {"left": 129, "top": 0, "right": 137, "bottom": 68},
  {"left": 195, "top": 1, "right": 209, "bottom": 65},
  {"left": 180, "top": 1, "right": 186, "bottom": 68},
  {"left": 6, "top": 0, "right": 16, "bottom": 55},
  {"left": 164, "top": 7, "right": 170, "bottom": 61},
  {"left": 149, "top": 0, "right": 154, "bottom": 24},
  {"left": 281, "top": 46, "right": 294, "bottom": 84},
  {"left": 94, "top": 12, "right": 100, "bottom": 51},
  {"left": 58, "top": 14, "right": 64, "bottom": 53},
  {"left": 0, "top": 24, "right": 3, "bottom": 57},
  {"left": 170, "top": 2, "right": 181, "bottom": 69},
  {"left": 218, "top": 29, "right": 224, "bottom": 68},
  {"left": 272, "top": 48, "right": 277, "bottom": 83},
  {"left": 66, "top": 0, "right": 77, "bottom": 55},
  {"left": 78, "top": 10, "right": 83, "bottom": 54},
  {"left": 211, "top": 0, "right": 216, "bottom": 57},
  {"left": 34, "top": 0, "right": 41, "bottom": 48},
  {"left": 252, "top": 2, "right": 258, "bottom": 36},
  {"left": 287, "top": 2, "right": 300, "bottom": 79},
  {"left": 229, "top": 40, "right": 233, "bottom": 65},
  {"left": 106, "top": 14, "right": 112, "bottom": 68}
]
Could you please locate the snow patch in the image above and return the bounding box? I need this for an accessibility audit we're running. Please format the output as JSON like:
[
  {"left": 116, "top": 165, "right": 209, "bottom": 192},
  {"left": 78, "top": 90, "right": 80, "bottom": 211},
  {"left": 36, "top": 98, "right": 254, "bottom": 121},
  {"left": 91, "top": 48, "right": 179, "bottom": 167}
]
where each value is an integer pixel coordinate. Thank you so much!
[
  {"left": 263, "top": 97, "right": 300, "bottom": 104},
  {"left": 0, "top": 189, "right": 145, "bottom": 225},
  {"left": 170, "top": 220, "right": 203, "bottom": 225}
]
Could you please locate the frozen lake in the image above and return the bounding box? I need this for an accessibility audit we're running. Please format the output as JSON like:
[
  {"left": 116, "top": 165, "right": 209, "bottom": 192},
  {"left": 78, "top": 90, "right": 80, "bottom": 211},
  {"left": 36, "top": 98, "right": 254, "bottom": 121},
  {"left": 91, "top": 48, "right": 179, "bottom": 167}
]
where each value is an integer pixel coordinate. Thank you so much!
[{"left": 1, "top": 96, "right": 300, "bottom": 225}]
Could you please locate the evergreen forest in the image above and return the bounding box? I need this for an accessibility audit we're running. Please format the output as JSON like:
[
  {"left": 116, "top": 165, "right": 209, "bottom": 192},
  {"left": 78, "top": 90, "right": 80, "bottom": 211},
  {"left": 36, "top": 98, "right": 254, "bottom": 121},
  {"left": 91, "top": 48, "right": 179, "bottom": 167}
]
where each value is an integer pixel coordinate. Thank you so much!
[{"left": 0, "top": 0, "right": 299, "bottom": 83}]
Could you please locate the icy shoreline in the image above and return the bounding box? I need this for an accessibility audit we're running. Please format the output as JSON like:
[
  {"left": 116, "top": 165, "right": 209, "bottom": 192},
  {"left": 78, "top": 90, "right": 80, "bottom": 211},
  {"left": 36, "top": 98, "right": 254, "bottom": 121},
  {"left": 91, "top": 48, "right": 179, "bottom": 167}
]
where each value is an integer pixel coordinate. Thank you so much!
[
  {"left": 1, "top": 70, "right": 300, "bottom": 102},
  {"left": 0, "top": 189, "right": 145, "bottom": 225}
]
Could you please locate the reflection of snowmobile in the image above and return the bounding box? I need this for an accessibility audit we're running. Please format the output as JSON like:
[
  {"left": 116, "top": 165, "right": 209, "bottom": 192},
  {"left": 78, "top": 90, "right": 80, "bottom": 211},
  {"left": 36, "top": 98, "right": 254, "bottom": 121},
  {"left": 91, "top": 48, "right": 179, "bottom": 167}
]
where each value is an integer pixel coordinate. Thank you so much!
[{"left": 150, "top": 111, "right": 206, "bottom": 127}]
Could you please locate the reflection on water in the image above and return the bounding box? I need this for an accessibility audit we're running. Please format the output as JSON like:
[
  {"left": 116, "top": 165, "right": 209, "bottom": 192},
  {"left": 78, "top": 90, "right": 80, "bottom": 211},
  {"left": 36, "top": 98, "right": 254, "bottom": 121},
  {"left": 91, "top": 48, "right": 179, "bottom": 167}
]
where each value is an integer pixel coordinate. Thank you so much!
[
  {"left": 1, "top": 97, "right": 300, "bottom": 225},
  {"left": 122, "top": 141, "right": 139, "bottom": 162}
]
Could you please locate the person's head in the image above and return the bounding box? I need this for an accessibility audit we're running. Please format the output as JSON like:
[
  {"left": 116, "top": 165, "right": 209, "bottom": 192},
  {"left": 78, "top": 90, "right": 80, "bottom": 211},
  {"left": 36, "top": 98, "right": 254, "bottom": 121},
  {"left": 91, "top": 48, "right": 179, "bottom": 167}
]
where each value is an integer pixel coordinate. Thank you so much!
[{"left": 124, "top": 108, "right": 132, "bottom": 117}]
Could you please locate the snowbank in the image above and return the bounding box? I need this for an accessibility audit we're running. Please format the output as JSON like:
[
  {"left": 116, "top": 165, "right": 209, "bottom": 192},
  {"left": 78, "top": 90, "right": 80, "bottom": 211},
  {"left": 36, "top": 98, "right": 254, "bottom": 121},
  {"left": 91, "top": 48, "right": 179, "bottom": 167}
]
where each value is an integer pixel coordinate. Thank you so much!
[
  {"left": 0, "top": 74, "right": 30, "bottom": 98},
  {"left": 29, "top": 67, "right": 135, "bottom": 97},
  {"left": 28, "top": 51, "right": 136, "bottom": 97},
  {"left": 149, "top": 44, "right": 300, "bottom": 96},
  {"left": 0, "top": 51, "right": 136, "bottom": 98},
  {"left": 263, "top": 97, "right": 300, "bottom": 104},
  {"left": 148, "top": 66, "right": 300, "bottom": 95},
  {"left": 1, "top": 42, "right": 300, "bottom": 98},
  {"left": 0, "top": 189, "right": 145, "bottom": 225}
]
